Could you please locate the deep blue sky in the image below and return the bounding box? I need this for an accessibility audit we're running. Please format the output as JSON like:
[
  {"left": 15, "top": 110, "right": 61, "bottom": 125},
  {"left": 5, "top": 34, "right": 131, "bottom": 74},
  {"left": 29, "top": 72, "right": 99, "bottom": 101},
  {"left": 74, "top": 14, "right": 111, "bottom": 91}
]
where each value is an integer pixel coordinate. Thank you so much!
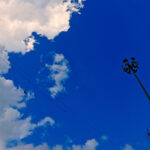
[{"left": 4, "top": 0, "right": 150, "bottom": 149}]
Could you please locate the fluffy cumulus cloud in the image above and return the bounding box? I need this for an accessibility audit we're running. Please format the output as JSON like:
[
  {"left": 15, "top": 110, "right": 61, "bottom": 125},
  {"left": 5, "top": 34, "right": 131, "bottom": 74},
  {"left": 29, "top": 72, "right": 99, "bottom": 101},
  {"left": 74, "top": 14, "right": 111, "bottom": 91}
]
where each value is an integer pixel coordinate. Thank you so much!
[
  {"left": 0, "top": 77, "right": 24, "bottom": 111},
  {"left": 0, "top": 0, "right": 85, "bottom": 53},
  {"left": 46, "top": 53, "right": 70, "bottom": 98},
  {"left": 0, "top": 76, "right": 55, "bottom": 150}
]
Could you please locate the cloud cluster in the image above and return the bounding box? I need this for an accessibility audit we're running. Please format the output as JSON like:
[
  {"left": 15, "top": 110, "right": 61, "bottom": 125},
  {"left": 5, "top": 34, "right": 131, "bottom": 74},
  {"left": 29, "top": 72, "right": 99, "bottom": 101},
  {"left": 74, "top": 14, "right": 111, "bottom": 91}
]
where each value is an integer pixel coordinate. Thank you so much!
[
  {"left": 46, "top": 54, "right": 70, "bottom": 98},
  {"left": 0, "top": 0, "right": 86, "bottom": 149},
  {"left": 0, "top": 77, "right": 55, "bottom": 150},
  {"left": 0, "top": 0, "right": 85, "bottom": 53},
  {"left": 6, "top": 139, "right": 98, "bottom": 150}
]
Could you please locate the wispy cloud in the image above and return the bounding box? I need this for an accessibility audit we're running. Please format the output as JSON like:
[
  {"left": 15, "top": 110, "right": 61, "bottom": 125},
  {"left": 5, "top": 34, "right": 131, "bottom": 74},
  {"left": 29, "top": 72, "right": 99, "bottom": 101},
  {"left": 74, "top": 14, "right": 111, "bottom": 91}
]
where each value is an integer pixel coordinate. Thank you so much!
[
  {"left": 25, "top": 91, "right": 35, "bottom": 101},
  {"left": 7, "top": 143, "right": 50, "bottom": 150},
  {"left": 6, "top": 139, "right": 98, "bottom": 150},
  {"left": 122, "top": 144, "right": 134, "bottom": 150},
  {"left": 101, "top": 135, "right": 108, "bottom": 141},
  {"left": 46, "top": 53, "right": 70, "bottom": 98}
]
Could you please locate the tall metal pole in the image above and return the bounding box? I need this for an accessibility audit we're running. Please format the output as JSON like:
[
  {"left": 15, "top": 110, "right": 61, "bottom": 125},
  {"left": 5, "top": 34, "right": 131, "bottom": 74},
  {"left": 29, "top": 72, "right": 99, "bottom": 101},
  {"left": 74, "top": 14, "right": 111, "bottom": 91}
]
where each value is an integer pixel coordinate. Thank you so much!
[
  {"left": 133, "top": 72, "right": 150, "bottom": 101},
  {"left": 122, "top": 57, "right": 150, "bottom": 101}
]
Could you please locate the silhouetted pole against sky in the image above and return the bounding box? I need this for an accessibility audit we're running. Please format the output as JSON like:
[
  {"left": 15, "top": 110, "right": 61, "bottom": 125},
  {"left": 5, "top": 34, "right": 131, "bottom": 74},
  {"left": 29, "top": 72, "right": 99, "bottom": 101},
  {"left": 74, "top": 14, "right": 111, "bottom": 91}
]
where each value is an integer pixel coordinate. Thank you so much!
[{"left": 122, "top": 57, "right": 150, "bottom": 101}]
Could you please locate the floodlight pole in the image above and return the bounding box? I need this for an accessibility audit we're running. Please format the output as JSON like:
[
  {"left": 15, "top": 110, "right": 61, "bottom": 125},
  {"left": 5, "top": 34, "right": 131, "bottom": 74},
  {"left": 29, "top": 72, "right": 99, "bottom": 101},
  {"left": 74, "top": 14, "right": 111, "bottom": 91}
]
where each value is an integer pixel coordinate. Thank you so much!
[
  {"left": 133, "top": 72, "right": 150, "bottom": 101},
  {"left": 122, "top": 58, "right": 150, "bottom": 101}
]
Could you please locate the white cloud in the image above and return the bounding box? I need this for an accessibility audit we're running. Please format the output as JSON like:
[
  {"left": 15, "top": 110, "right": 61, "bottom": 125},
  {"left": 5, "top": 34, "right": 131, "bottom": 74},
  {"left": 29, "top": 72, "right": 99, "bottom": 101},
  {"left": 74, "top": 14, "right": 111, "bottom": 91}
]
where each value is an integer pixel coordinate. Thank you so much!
[
  {"left": 25, "top": 36, "right": 36, "bottom": 52},
  {"left": 0, "top": 77, "right": 55, "bottom": 149},
  {"left": 37, "top": 117, "right": 55, "bottom": 127},
  {"left": 6, "top": 143, "right": 50, "bottom": 150},
  {"left": 72, "top": 139, "right": 99, "bottom": 150},
  {"left": 0, "top": 77, "right": 24, "bottom": 112},
  {"left": 0, "top": 0, "right": 85, "bottom": 53},
  {"left": 52, "top": 145, "right": 63, "bottom": 150},
  {"left": 122, "top": 144, "right": 134, "bottom": 150},
  {"left": 46, "top": 53, "right": 70, "bottom": 98},
  {"left": 6, "top": 139, "right": 98, "bottom": 150},
  {"left": 0, "top": 49, "right": 10, "bottom": 74},
  {"left": 25, "top": 91, "right": 35, "bottom": 101}
]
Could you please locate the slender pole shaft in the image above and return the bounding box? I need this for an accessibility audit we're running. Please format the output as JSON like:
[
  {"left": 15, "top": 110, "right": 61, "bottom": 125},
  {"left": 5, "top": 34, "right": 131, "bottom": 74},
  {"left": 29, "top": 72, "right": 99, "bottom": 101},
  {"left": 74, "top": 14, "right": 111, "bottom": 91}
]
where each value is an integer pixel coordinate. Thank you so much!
[{"left": 133, "top": 72, "right": 150, "bottom": 101}]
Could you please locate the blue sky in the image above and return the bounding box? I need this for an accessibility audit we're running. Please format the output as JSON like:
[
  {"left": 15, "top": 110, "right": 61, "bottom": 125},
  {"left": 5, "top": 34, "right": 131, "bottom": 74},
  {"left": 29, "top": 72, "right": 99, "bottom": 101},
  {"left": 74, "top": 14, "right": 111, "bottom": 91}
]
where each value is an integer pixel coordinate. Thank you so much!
[{"left": 1, "top": 0, "right": 150, "bottom": 150}]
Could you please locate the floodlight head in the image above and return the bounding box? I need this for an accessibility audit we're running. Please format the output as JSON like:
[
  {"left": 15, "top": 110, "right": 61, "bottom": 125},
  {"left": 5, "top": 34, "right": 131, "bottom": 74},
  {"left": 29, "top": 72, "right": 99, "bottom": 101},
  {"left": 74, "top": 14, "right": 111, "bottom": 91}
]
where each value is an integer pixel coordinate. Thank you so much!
[
  {"left": 122, "top": 58, "right": 139, "bottom": 74},
  {"left": 122, "top": 58, "right": 150, "bottom": 103}
]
